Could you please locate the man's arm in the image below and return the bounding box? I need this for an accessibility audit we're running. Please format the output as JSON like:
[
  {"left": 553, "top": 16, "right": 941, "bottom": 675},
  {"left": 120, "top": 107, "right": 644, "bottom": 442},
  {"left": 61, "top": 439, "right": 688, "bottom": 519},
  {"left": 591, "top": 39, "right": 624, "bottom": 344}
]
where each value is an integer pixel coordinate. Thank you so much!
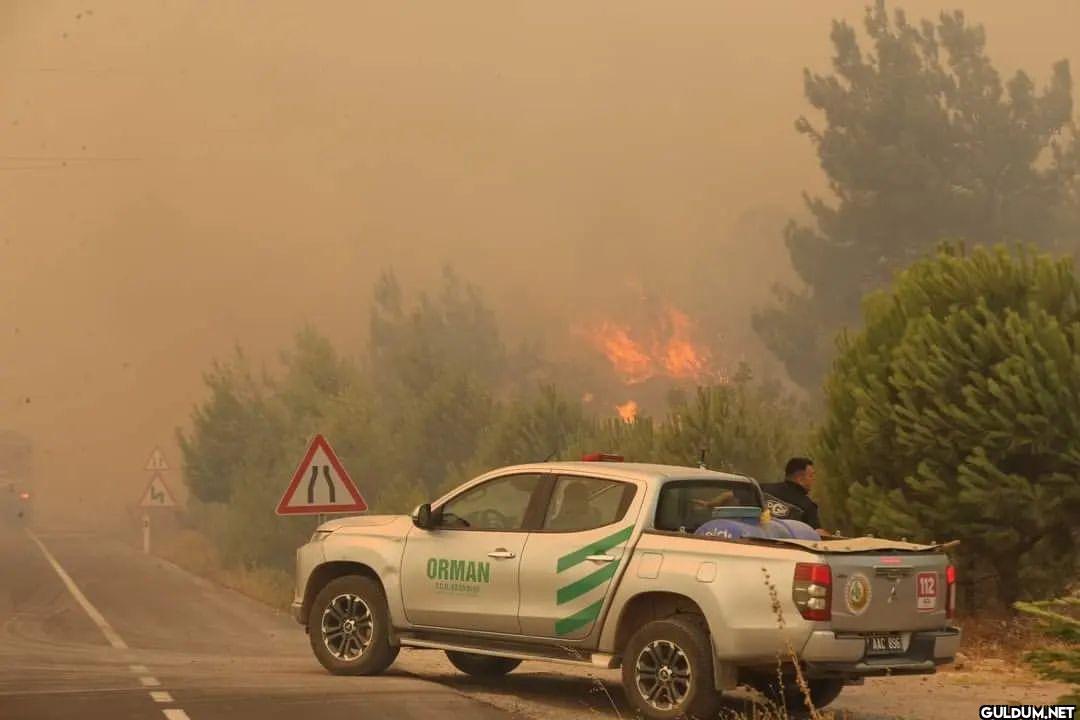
[{"left": 690, "top": 491, "right": 735, "bottom": 508}]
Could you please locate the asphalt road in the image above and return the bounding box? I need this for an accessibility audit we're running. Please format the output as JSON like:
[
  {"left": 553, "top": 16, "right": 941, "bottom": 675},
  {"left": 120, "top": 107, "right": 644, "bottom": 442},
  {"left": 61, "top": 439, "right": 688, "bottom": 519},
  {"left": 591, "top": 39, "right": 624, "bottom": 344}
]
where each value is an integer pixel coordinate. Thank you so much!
[
  {"left": 1, "top": 524, "right": 1065, "bottom": 720},
  {"left": 0, "top": 524, "right": 516, "bottom": 720}
]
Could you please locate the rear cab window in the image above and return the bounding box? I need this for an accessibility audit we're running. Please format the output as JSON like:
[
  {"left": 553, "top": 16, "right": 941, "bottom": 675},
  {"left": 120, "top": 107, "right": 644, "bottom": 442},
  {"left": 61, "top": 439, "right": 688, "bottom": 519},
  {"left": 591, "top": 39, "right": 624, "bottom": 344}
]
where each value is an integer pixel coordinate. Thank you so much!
[{"left": 654, "top": 478, "right": 763, "bottom": 533}]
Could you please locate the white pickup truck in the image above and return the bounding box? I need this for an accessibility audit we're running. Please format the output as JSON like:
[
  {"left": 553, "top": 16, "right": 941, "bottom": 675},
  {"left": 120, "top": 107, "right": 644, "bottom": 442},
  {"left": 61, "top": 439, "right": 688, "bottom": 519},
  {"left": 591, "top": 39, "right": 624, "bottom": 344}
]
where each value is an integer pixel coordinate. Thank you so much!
[{"left": 292, "top": 460, "right": 960, "bottom": 718}]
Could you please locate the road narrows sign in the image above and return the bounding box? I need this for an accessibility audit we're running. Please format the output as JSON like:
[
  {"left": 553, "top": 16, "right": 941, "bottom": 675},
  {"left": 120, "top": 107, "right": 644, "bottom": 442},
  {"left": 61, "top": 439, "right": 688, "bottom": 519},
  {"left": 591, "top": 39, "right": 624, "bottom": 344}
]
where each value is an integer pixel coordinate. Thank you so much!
[
  {"left": 139, "top": 473, "right": 177, "bottom": 508},
  {"left": 276, "top": 435, "right": 367, "bottom": 515},
  {"left": 145, "top": 446, "right": 169, "bottom": 472}
]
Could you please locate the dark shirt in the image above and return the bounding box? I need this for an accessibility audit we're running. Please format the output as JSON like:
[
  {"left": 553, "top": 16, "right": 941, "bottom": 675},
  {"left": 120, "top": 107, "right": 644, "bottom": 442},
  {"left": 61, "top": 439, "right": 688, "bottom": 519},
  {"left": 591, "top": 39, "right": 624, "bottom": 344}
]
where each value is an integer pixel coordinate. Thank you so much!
[{"left": 760, "top": 480, "right": 820, "bottom": 529}]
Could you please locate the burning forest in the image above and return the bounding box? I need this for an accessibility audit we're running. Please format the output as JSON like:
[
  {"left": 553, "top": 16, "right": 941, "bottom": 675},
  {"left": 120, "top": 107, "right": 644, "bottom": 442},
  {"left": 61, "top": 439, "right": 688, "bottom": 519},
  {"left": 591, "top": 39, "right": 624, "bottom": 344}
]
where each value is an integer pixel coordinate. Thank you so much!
[{"left": 576, "top": 301, "right": 727, "bottom": 421}]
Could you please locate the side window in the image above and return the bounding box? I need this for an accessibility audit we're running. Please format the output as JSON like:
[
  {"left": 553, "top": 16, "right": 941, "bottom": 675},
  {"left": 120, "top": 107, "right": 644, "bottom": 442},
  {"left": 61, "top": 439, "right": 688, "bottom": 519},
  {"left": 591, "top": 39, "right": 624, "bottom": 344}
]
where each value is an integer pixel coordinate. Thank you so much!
[
  {"left": 542, "top": 476, "right": 635, "bottom": 532},
  {"left": 438, "top": 474, "right": 542, "bottom": 531}
]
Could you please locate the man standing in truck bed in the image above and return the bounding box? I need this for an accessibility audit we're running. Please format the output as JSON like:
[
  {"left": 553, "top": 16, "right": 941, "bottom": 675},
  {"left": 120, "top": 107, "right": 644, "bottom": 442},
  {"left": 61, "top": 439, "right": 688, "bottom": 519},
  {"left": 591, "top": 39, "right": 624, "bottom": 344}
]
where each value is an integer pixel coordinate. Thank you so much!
[{"left": 761, "top": 457, "right": 821, "bottom": 531}]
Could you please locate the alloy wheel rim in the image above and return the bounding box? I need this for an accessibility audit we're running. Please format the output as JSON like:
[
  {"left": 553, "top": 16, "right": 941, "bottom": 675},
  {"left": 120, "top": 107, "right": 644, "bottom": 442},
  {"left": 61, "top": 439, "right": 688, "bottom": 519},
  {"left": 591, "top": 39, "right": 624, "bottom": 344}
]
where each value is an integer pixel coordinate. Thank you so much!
[
  {"left": 321, "top": 593, "right": 373, "bottom": 661},
  {"left": 635, "top": 639, "right": 692, "bottom": 711}
]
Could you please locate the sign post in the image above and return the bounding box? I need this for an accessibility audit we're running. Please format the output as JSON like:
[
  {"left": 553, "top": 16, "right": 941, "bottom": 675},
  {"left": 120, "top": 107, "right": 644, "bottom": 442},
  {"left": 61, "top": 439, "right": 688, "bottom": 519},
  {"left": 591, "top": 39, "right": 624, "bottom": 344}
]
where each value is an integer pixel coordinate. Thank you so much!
[
  {"left": 276, "top": 435, "right": 367, "bottom": 517},
  {"left": 138, "top": 448, "right": 177, "bottom": 554}
]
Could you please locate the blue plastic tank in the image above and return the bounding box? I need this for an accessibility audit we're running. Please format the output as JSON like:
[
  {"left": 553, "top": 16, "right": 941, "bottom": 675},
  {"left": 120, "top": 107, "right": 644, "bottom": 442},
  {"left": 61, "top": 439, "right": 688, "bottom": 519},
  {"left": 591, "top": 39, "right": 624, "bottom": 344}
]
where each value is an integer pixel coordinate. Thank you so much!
[{"left": 695, "top": 508, "right": 818, "bottom": 541}]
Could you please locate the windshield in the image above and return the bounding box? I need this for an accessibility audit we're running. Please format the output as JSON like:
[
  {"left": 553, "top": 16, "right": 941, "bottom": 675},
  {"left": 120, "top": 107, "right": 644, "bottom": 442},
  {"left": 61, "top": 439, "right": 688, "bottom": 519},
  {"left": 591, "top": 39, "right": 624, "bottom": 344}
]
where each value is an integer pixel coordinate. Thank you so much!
[{"left": 654, "top": 479, "right": 763, "bottom": 533}]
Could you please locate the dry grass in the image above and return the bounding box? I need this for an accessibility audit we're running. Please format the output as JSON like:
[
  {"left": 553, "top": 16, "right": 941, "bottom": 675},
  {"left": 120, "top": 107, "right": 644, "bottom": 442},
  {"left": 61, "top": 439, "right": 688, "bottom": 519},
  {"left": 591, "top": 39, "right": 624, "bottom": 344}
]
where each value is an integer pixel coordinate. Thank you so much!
[
  {"left": 954, "top": 611, "right": 1061, "bottom": 665},
  {"left": 157, "top": 528, "right": 293, "bottom": 611},
  {"left": 756, "top": 567, "right": 830, "bottom": 720}
]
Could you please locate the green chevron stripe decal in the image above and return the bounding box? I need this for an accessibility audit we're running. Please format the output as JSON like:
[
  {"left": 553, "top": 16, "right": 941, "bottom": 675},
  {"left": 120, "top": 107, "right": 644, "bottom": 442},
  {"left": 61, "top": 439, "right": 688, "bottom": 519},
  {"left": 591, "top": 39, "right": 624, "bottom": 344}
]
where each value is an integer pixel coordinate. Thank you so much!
[
  {"left": 556, "top": 561, "right": 619, "bottom": 605},
  {"left": 554, "top": 599, "right": 604, "bottom": 636},
  {"left": 553, "top": 525, "right": 634, "bottom": 636},
  {"left": 555, "top": 525, "right": 633, "bottom": 573}
]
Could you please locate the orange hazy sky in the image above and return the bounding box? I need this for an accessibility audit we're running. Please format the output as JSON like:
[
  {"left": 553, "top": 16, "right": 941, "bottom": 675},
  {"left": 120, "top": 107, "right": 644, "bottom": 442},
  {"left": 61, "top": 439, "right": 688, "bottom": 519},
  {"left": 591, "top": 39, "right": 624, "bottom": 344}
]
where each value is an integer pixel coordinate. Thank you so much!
[{"left": 1, "top": 1, "right": 1076, "bottom": 524}]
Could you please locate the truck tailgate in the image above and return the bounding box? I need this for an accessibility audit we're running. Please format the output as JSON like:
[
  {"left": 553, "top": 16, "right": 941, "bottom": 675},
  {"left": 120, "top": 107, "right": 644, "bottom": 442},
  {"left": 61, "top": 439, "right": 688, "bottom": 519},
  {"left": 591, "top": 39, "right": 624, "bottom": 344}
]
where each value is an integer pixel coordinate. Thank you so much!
[{"left": 826, "top": 552, "right": 950, "bottom": 632}]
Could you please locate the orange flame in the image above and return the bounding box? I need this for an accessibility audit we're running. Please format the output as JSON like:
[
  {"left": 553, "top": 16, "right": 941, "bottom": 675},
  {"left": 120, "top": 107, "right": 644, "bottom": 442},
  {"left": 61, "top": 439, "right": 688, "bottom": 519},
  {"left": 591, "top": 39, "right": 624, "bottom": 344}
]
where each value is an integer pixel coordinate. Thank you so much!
[
  {"left": 615, "top": 400, "right": 639, "bottom": 423},
  {"left": 659, "top": 307, "right": 709, "bottom": 380},
  {"left": 592, "top": 321, "right": 655, "bottom": 384},
  {"left": 583, "top": 304, "right": 715, "bottom": 385}
]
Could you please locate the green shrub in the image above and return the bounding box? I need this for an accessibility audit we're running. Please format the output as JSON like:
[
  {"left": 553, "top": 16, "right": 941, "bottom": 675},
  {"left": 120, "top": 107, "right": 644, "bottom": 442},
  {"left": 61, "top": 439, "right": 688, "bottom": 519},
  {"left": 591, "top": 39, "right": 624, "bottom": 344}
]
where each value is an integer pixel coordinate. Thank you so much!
[
  {"left": 1015, "top": 595, "right": 1080, "bottom": 705},
  {"left": 819, "top": 245, "right": 1080, "bottom": 606}
]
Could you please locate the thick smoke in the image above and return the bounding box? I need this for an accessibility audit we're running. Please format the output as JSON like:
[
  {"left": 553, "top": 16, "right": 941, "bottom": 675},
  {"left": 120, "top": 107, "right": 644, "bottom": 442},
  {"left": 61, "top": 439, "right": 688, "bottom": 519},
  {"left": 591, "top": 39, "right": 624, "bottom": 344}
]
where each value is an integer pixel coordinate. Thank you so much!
[{"left": 0, "top": 0, "right": 1076, "bottom": 525}]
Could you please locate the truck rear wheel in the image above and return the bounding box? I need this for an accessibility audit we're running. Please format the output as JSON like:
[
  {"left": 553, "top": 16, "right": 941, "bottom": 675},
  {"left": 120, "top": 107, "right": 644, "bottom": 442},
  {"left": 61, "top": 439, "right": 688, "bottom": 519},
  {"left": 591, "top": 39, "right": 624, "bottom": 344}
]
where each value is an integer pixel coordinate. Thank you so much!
[
  {"left": 621, "top": 615, "right": 720, "bottom": 720},
  {"left": 308, "top": 575, "right": 399, "bottom": 676},
  {"left": 445, "top": 651, "right": 522, "bottom": 677}
]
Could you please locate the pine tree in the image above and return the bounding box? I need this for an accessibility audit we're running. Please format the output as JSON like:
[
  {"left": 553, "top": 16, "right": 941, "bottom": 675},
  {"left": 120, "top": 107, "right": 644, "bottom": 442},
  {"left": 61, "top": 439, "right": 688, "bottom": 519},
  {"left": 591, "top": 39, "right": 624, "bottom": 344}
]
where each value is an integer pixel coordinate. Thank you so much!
[
  {"left": 818, "top": 245, "right": 1080, "bottom": 607},
  {"left": 1014, "top": 595, "right": 1080, "bottom": 705},
  {"left": 654, "top": 366, "right": 805, "bottom": 481},
  {"left": 755, "top": 1, "right": 1080, "bottom": 389},
  {"left": 177, "top": 347, "right": 283, "bottom": 503},
  {"left": 461, "top": 385, "right": 593, "bottom": 477},
  {"left": 367, "top": 267, "right": 502, "bottom": 496}
]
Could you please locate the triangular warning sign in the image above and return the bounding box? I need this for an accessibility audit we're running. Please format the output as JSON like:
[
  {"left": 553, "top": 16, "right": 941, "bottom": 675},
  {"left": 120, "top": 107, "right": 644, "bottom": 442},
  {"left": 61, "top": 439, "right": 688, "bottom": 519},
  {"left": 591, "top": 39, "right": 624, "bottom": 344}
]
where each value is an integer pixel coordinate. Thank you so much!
[
  {"left": 276, "top": 435, "right": 368, "bottom": 515},
  {"left": 145, "top": 446, "right": 169, "bottom": 472},
  {"left": 139, "top": 473, "right": 177, "bottom": 508}
]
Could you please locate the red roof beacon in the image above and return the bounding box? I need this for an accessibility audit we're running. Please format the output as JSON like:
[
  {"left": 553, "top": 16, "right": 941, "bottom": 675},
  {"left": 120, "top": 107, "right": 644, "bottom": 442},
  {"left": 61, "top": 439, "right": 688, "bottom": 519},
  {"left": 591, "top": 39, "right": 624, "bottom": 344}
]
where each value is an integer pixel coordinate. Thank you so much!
[{"left": 582, "top": 452, "right": 624, "bottom": 462}]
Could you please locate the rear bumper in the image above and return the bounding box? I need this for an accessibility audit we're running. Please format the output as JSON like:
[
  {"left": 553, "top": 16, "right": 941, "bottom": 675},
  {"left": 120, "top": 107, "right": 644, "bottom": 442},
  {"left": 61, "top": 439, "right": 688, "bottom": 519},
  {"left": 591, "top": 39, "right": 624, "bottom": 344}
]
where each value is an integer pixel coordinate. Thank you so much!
[
  {"left": 801, "top": 627, "right": 961, "bottom": 678},
  {"left": 291, "top": 600, "right": 305, "bottom": 625}
]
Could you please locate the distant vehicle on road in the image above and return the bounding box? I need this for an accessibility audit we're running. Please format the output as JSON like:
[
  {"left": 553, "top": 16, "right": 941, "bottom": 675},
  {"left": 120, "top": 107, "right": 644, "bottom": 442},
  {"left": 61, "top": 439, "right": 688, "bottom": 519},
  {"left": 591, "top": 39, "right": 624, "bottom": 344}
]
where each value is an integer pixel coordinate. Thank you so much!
[
  {"left": 292, "top": 458, "right": 960, "bottom": 718},
  {"left": 0, "top": 431, "right": 33, "bottom": 525}
]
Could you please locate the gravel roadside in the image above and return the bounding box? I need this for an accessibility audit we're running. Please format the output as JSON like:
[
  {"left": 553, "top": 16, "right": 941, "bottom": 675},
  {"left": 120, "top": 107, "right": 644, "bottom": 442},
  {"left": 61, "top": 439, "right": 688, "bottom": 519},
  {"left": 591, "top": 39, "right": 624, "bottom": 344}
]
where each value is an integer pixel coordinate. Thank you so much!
[{"left": 394, "top": 650, "right": 1071, "bottom": 720}]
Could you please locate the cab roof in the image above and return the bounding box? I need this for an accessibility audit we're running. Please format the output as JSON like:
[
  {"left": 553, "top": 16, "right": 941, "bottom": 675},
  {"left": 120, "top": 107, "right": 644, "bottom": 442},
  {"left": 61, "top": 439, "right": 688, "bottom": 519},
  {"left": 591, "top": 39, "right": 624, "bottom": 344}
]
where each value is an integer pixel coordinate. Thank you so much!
[{"left": 488, "top": 461, "right": 756, "bottom": 486}]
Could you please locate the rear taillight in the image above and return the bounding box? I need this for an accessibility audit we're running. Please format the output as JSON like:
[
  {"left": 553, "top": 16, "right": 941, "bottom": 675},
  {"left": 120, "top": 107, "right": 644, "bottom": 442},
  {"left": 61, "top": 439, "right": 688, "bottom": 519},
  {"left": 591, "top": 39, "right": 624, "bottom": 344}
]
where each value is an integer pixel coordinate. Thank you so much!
[
  {"left": 18, "top": 492, "right": 29, "bottom": 500},
  {"left": 793, "top": 562, "right": 832, "bottom": 621},
  {"left": 945, "top": 565, "right": 957, "bottom": 619}
]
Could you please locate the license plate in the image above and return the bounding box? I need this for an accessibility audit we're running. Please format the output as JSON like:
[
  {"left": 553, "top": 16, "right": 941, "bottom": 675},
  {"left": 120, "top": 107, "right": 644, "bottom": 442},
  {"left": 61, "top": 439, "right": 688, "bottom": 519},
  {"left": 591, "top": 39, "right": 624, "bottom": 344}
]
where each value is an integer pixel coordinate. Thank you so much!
[
  {"left": 866, "top": 634, "right": 904, "bottom": 655},
  {"left": 916, "top": 571, "right": 938, "bottom": 612}
]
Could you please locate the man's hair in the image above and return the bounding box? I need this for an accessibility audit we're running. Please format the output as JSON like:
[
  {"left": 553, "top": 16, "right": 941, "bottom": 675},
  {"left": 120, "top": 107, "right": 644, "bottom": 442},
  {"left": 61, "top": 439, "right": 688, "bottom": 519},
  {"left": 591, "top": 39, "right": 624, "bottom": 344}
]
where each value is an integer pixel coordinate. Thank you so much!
[{"left": 785, "top": 457, "right": 813, "bottom": 479}]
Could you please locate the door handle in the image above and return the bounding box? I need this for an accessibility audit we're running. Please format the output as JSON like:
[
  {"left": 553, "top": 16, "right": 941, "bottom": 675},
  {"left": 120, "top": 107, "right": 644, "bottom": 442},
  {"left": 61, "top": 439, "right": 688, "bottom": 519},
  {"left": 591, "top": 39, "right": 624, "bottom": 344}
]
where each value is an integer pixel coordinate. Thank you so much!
[
  {"left": 586, "top": 554, "right": 616, "bottom": 563},
  {"left": 487, "top": 549, "right": 516, "bottom": 559}
]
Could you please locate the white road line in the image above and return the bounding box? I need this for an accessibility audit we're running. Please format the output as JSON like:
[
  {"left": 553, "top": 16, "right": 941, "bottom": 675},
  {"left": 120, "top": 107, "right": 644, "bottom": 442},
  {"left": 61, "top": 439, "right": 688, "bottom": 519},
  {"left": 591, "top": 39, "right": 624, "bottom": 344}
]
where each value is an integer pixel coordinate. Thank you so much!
[
  {"left": 28, "top": 531, "right": 193, "bottom": 720},
  {"left": 26, "top": 530, "right": 129, "bottom": 650}
]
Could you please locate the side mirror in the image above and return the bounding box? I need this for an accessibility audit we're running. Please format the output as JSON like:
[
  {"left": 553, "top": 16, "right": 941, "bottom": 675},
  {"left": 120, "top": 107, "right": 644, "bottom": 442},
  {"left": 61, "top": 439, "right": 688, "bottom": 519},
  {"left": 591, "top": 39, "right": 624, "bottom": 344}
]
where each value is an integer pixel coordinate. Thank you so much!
[{"left": 412, "top": 503, "right": 434, "bottom": 530}]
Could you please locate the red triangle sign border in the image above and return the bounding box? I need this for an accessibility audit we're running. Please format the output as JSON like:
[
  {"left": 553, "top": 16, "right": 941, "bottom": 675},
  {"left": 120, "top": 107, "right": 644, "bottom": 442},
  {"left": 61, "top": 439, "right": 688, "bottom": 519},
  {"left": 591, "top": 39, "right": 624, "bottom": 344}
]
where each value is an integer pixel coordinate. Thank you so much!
[{"left": 276, "top": 434, "right": 368, "bottom": 515}]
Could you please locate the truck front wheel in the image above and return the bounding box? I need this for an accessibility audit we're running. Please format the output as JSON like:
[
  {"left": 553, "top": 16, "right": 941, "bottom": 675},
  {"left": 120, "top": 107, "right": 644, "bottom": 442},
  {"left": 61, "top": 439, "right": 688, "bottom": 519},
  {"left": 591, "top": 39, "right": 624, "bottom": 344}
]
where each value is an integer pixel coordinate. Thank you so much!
[
  {"left": 445, "top": 651, "right": 522, "bottom": 677},
  {"left": 308, "top": 575, "right": 399, "bottom": 676},
  {"left": 621, "top": 615, "right": 720, "bottom": 720}
]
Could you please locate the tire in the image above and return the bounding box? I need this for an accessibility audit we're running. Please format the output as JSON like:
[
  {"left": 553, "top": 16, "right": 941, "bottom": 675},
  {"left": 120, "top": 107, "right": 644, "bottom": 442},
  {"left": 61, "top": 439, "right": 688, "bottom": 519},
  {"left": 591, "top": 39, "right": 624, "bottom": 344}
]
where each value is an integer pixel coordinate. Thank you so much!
[
  {"left": 445, "top": 651, "right": 522, "bottom": 677},
  {"left": 308, "top": 575, "right": 399, "bottom": 676},
  {"left": 621, "top": 615, "right": 721, "bottom": 720},
  {"left": 756, "top": 676, "right": 844, "bottom": 716}
]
